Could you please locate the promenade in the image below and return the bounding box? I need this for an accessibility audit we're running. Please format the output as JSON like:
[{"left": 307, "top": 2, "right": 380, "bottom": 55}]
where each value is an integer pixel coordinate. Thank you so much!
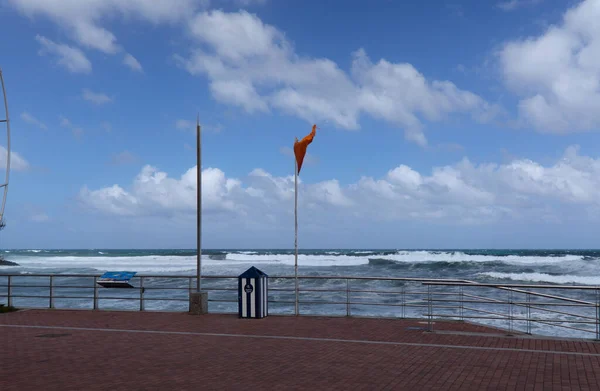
[{"left": 1, "top": 310, "right": 599, "bottom": 390}]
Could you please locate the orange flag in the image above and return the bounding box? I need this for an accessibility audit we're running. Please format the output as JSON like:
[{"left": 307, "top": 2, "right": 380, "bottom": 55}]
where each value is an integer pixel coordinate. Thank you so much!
[{"left": 294, "top": 124, "right": 317, "bottom": 175}]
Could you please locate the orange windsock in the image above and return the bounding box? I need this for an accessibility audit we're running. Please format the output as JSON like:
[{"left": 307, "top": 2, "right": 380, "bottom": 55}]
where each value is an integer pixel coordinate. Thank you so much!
[{"left": 293, "top": 124, "right": 317, "bottom": 175}]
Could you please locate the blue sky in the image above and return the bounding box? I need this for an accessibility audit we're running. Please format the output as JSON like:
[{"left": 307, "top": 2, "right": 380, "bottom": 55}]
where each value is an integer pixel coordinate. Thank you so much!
[{"left": 1, "top": 0, "right": 600, "bottom": 249}]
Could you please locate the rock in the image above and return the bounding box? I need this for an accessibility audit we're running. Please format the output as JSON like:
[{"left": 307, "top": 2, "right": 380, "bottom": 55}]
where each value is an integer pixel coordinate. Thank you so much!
[{"left": 0, "top": 257, "right": 18, "bottom": 266}]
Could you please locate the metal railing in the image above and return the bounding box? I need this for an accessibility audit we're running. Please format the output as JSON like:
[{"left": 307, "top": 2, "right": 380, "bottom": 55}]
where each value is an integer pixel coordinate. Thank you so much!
[
  {"left": 0, "top": 274, "right": 457, "bottom": 315},
  {"left": 423, "top": 281, "right": 600, "bottom": 340},
  {"left": 1, "top": 273, "right": 598, "bottom": 340}
]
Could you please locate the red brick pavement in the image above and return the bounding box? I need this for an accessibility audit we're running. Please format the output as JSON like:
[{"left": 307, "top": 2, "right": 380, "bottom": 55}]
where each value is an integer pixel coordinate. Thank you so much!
[{"left": 1, "top": 310, "right": 599, "bottom": 390}]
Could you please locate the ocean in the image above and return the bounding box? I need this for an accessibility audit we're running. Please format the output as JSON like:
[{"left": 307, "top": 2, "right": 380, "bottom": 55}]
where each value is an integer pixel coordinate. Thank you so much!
[{"left": 1, "top": 248, "right": 599, "bottom": 339}]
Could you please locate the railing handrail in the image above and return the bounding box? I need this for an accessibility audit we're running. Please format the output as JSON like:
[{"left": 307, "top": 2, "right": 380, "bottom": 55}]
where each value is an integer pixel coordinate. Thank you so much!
[
  {"left": 0, "top": 273, "right": 472, "bottom": 282},
  {"left": 423, "top": 281, "right": 600, "bottom": 290},
  {"left": 5, "top": 274, "right": 599, "bottom": 290}
]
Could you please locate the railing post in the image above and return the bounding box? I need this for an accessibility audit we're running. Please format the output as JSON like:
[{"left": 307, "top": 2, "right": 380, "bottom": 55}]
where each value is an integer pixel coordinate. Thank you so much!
[
  {"left": 139, "top": 276, "right": 145, "bottom": 311},
  {"left": 49, "top": 276, "right": 54, "bottom": 309},
  {"left": 596, "top": 288, "right": 599, "bottom": 341},
  {"left": 427, "top": 284, "right": 433, "bottom": 332},
  {"left": 296, "top": 277, "right": 299, "bottom": 316},
  {"left": 459, "top": 285, "right": 464, "bottom": 321},
  {"left": 93, "top": 276, "right": 99, "bottom": 310},
  {"left": 401, "top": 285, "right": 405, "bottom": 319},
  {"left": 346, "top": 279, "right": 350, "bottom": 317},
  {"left": 526, "top": 292, "right": 531, "bottom": 335},
  {"left": 507, "top": 290, "right": 513, "bottom": 336},
  {"left": 7, "top": 275, "right": 12, "bottom": 307}
]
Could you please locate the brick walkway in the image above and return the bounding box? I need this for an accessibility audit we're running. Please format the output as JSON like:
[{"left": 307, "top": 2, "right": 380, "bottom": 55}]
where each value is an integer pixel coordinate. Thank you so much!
[{"left": 1, "top": 310, "right": 599, "bottom": 390}]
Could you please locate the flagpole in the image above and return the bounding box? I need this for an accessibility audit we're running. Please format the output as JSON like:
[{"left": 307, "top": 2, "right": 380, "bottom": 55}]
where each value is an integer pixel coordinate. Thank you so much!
[
  {"left": 294, "top": 159, "right": 299, "bottom": 316},
  {"left": 196, "top": 114, "right": 202, "bottom": 293}
]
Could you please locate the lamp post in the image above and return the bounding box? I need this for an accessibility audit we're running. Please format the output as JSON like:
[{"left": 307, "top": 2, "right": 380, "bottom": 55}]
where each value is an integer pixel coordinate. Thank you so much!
[
  {"left": 189, "top": 114, "right": 208, "bottom": 314},
  {"left": 196, "top": 115, "right": 202, "bottom": 293}
]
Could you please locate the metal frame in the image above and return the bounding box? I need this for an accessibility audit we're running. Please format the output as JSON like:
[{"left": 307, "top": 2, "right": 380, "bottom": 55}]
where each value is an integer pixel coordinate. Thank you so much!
[{"left": 1, "top": 273, "right": 599, "bottom": 340}]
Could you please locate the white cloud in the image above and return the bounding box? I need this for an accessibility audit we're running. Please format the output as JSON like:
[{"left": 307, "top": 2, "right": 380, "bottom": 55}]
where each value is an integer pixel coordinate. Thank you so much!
[
  {"left": 176, "top": 10, "right": 500, "bottom": 146},
  {"left": 20, "top": 112, "right": 47, "bottom": 130},
  {"left": 82, "top": 89, "right": 112, "bottom": 105},
  {"left": 499, "top": 0, "right": 600, "bottom": 133},
  {"left": 78, "top": 145, "right": 600, "bottom": 227},
  {"left": 59, "top": 115, "right": 84, "bottom": 138},
  {"left": 10, "top": 0, "right": 207, "bottom": 55},
  {"left": 123, "top": 53, "right": 143, "bottom": 72},
  {"left": 0, "top": 146, "right": 29, "bottom": 172},
  {"left": 496, "top": 0, "right": 542, "bottom": 11},
  {"left": 233, "top": 0, "right": 267, "bottom": 5},
  {"left": 175, "top": 119, "right": 194, "bottom": 131},
  {"left": 35, "top": 35, "right": 92, "bottom": 74},
  {"left": 80, "top": 165, "right": 243, "bottom": 217},
  {"left": 17, "top": 5, "right": 499, "bottom": 144}
]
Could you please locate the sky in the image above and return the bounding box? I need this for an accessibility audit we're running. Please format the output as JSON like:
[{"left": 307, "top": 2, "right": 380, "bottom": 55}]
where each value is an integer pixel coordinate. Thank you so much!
[{"left": 0, "top": 0, "right": 600, "bottom": 249}]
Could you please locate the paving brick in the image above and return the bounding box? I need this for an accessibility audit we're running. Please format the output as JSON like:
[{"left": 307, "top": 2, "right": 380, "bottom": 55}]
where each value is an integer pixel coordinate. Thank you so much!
[{"left": 0, "top": 310, "right": 598, "bottom": 390}]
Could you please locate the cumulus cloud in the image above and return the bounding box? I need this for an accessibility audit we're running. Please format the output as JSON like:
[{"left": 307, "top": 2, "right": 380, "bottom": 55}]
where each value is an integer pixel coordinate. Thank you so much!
[
  {"left": 123, "top": 53, "right": 143, "bottom": 72},
  {"left": 0, "top": 146, "right": 29, "bottom": 171},
  {"left": 78, "top": 145, "right": 600, "bottom": 228},
  {"left": 499, "top": 0, "right": 600, "bottom": 133},
  {"left": 82, "top": 89, "right": 112, "bottom": 105},
  {"left": 80, "top": 165, "right": 243, "bottom": 217},
  {"left": 496, "top": 0, "right": 542, "bottom": 11},
  {"left": 10, "top": 0, "right": 209, "bottom": 71},
  {"left": 10, "top": 0, "right": 207, "bottom": 54},
  {"left": 175, "top": 10, "right": 500, "bottom": 146},
  {"left": 15, "top": 4, "right": 500, "bottom": 143},
  {"left": 20, "top": 112, "right": 47, "bottom": 130},
  {"left": 35, "top": 35, "right": 92, "bottom": 74}
]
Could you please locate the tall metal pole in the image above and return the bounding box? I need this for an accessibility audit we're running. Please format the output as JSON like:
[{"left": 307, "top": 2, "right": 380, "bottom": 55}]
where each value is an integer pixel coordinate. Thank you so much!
[
  {"left": 196, "top": 115, "right": 202, "bottom": 292},
  {"left": 294, "top": 160, "right": 299, "bottom": 315},
  {"left": 0, "top": 69, "right": 11, "bottom": 225}
]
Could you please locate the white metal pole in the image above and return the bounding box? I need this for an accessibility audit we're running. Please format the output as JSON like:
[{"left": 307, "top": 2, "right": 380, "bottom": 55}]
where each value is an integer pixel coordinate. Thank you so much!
[
  {"left": 294, "top": 159, "right": 299, "bottom": 316},
  {"left": 197, "top": 115, "right": 202, "bottom": 293},
  {"left": 0, "top": 69, "right": 11, "bottom": 224}
]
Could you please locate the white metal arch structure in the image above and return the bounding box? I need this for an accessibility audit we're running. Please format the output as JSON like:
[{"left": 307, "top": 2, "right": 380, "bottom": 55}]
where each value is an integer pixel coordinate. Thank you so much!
[{"left": 0, "top": 69, "right": 11, "bottom": 230}]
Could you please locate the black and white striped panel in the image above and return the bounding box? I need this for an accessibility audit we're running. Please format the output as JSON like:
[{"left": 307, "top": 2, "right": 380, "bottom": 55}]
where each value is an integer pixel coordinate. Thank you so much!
[{"left": 239, "top": 276, "right": 268, "bottom": 318}]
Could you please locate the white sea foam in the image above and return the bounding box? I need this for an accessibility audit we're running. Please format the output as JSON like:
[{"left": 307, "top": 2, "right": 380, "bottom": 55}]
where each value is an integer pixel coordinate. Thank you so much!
[
  {"left": 479, "top": 272, "right": 600, "bottom": 285},
  {"left": 223, "top": 253, "right": 369, "bottom": 266},
  {"left": 2, "top": 250, "right": 590, "bottom": 274}
]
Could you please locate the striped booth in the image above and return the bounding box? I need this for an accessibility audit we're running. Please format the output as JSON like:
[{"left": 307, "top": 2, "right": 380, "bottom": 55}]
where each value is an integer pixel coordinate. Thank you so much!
[{"left": 238, "top": 266, "right": 268, "bottom": 319}]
